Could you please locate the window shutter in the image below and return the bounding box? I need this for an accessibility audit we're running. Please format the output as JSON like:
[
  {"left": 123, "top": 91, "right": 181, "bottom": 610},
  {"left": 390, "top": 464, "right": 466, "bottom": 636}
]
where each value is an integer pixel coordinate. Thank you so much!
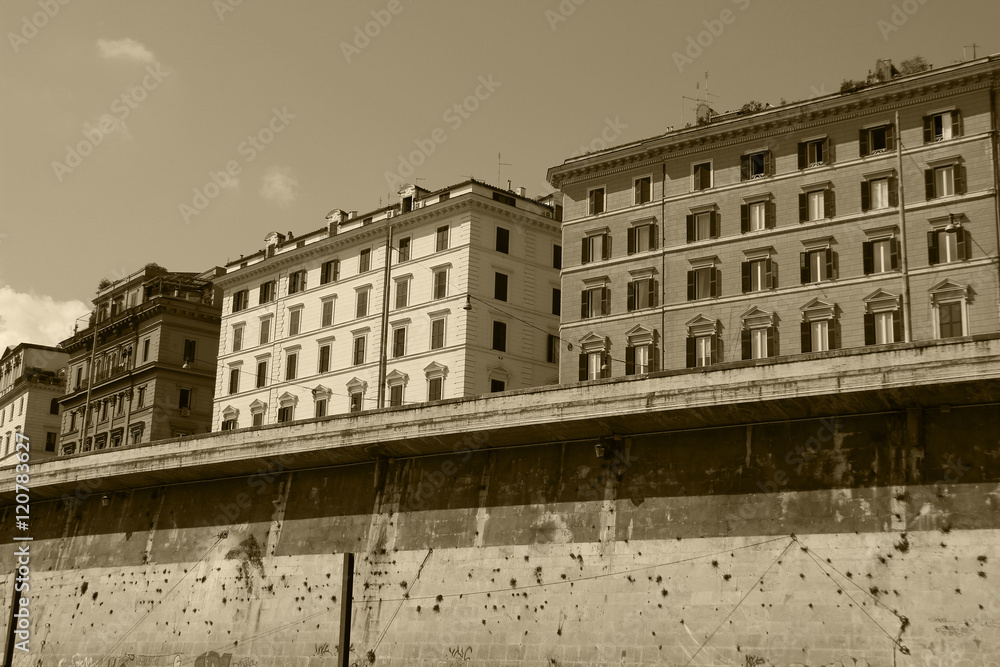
[
  {"left": 824, "top": 189, "right": 834, "bottom": 219},
  {"left": 741, "top": 261, "right": 751, "bottom": 293},
  {"left": 258, "top": 284, "right": 266, "bottom": 302},
  {"left": 627, "top": 227, "right": 636, "bottom": 255},
  {"left": 686, "top": 214, "right": 695, "bottom": 243},
  {"left": 333, "top": 260, "right": 340, "bottom": 281},
  {"left": 710, "top": 210, "right": 719, "bottom": 238},
  {"left": 766, "top": 326, "right": 775, "bottom": 357},
  {"left": 625, "top": 345, "right": 635, "bottom": 375},
  {"left": 923, "top": 116, "right": 933, "bottom": 143},
  {"left": 764, "top": 151, "right": 773, "bottom": 176},
  {"left": 710, "top": 334, "right": 719, "bottom": 365},
  {"left": 798, "top": 193, "right": 808, "bottom": 222},
  {"left": 799, "top": 252, "right": 809, "bottom": 284},
  {"left": 649, "top": 224, "right": 658, "bottom": 250},
  {"left": 892, "top": 311, "right": 903, "bottom": 343},
  {"left": 582, "top": 237, "right": 590, "bottom": 264},
  {"left": 954, "top": 164, "right": 966, "bottom": 194},
  {"left": 827, "top": 321, "right": 838, "bottom": 350},
  {"left": 627, "top": 281, "right": 635, "bottom": 311},
  {"left": 581, "top": 291, "right": 588, "bottom": 319},
  {"left": 765, "top": 258, "right": 774, "bottom": 289},
  {"left": 686, "top": 337, "right": 696, "bottom": 369},
  {"left": 890, "top": 237, "right": 899, "bottom": 270},
  {"left": 860, "top": 181, "right": 870, "bottom": 212},
  {"left": 740, "top": 204, "right": 749, "bottom": 233},
  {"left": 766, "top": 201, "right": 775, "bottom": 229},
  {"left": 824, "top": 248, "right": 835, "bottom": 280},
  {"left": 797, "top": 142, "right": 807, "bottom": 170},
  {"left": 801, "top": 321, "right": 812, "bottom": 353},
  {"left": 859, "top": 129, "right": 869, "bottom": 157},
  {"left": 602, "top": 234, "right": 610, "bottom": 260},
  {"left": 924, "top": 169, "right": 935, "bottom": 200},
  {"left": 740, "top": 155, "right": 749, "bottom": 181},
  {"left": 927, "top": 230, "right": 939, "bottom": 265},
  {"left": 825, "top": 138, "right": 834, "bottom": 164},
  {"left": 957, "top": 228, "right": 968, "bottom": 261},
  {"left": 741, "top": 329, "right": 751, "bottom": 360},
  {"left": 579, "top": 354, "right": 587, "bottom": 382},
  {"left": 888, "top": 176, "right": 898, "bottom": 207},
  {"left": 601, "top": 286, "right": 610, "bottom": 315},
  {"left": 885, "top": 124, "right": 896, "bottom": 152},
  {"left": 693, "top": 163, "right": 702, "bottom": 189},
  {"left": 649, "top": 280, "right": 657, "bottom": 308},
  {"left": 951, "top": 110, "right": 962, "bottom": 138},
  {"left": 710, "top": 267, "right": 719, "bottom": 298},
  {"left": 862, "top": 241, "right": 874, "bottom": 275},
  {"left": 651, "top": 344, "right": 659, "bottom": 372},
  {"left": 687, "top": 270, "right": 696, "bottom": 301},
  {"left": 864, "top": 313, "right": 876, "bottom": 345},
  {"left": 601, "top": 352, "right": 610, "bottom": 379}
]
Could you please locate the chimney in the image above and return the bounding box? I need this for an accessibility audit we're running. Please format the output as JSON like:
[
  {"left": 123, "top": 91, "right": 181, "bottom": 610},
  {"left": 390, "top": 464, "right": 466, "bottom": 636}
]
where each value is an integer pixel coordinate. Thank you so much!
[
  {"left": 516, "top": 187, "right": 526, "bottom": 197},
  {"left": 348, "top": 211, "right": 357, "bottom": 220}
]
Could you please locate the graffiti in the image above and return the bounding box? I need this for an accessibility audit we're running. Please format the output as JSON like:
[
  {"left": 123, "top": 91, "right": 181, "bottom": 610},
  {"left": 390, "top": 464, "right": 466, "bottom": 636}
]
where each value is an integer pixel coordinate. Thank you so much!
[
  {"left": 58, "top": 657, "right": 97, "bottom": 667},
  {"left": 106, "top": 654, "right": 136, "bottom": 667},
  {"left": 446, "top": 646, "right": 472, "bottom": 664},
  {"left": 233, "top": 659, "right": 259, "bottom": 667},
  {"left": 786, "top": 658, "right": 870, "bottom": 667},
  {"left": 746, "top": 656, "right": 766, "bottom": 667},
  {"left": 314, "top": 644, "right": 333, "bottom": 657},
  {"left": 194, "top": 652, "right": 232, "bottom": 667}
]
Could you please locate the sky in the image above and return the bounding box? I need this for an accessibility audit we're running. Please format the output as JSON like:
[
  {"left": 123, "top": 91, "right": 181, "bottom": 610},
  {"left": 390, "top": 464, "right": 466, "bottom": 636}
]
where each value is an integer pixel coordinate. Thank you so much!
[{"left": 1, "top": 0, "right": 998, "bottom": 352}]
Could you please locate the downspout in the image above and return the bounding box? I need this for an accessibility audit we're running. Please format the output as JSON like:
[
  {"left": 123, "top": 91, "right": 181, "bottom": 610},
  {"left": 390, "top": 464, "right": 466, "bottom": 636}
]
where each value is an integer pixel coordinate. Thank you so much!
[
  {"left": 377, "top": 221, "right": 394, "bottom": 408},
  {"left": 990, "top": 84, "right": 1000, "bottom": 329},
  {"left": 123, "top": 317, "right": 140, "bottom": 445},
  {"left": 80, "top": 313, "right": 99, "bottom": 452},
  {"left": 895, "top": 110, "right": 913, "bottom": 342},
  {"left": 660, "top": 162, "right": 667, "bottom": 368}
]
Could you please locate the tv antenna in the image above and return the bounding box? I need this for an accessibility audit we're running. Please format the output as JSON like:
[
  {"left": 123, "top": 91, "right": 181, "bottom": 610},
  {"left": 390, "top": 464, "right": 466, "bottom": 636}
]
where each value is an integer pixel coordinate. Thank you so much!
[
  {"left": 681, "top": 71, "right": 719, "bottom": 125},
  {"left": 964, "top": 43, "right": 980, "bottom": 60},
  {"left": 497, "top": 153, "right": 511, "bottom": 187}
]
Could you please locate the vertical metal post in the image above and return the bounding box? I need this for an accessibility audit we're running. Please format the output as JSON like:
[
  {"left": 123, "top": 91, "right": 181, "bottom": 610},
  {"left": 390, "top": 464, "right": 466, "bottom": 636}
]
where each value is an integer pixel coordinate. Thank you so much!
[
  {"left": 338, "top": 552, "right": 355, "bottom": 667},
  {"left": 895, "top": 110, "right": 913, "bottom": 342},
  {"left": 377, "top": 223, "right": 393, "bottom": 408}
]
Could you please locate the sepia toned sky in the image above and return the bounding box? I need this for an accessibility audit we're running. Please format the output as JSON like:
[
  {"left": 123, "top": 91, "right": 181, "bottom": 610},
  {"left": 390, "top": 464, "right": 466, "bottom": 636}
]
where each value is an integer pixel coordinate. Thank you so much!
[{"left": 1, "top": 0, "right": 998, "bottom": 350}]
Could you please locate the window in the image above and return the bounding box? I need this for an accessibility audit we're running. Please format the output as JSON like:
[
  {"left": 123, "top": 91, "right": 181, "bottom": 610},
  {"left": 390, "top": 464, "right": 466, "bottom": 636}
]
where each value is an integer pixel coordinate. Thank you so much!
[
  {"left": 741, "top": 201, "right": 773, "bottom": 233},
  {"left": 581, "top": 285, "right": 610, "bottom": 318},
  {"left": 798, "top": 189, "right": 833, "bottom": 222},
  {"left": 45, "top": 432, "right": 56, "bottom": 452},
  {"left": 494, "top": 272, "right": 508, "bottom": 302},
  {"left": 356, "top": 288, "right": 370, "bottom": 318},
  {"left": 861, "top": 176, "right": 897, "bottom": 211},
  {"left": 578, "top": 348, "right": 603, "bottom": 381},
  {"left": 938, "top": 301, "right": 963, "bottom": 338},
  {"left": 253, "top": 412, "right": 264, "bottom": 427},
  {"left": 925, "top": 164, "right": 965, "bottom": 199},
  {"left": 288, "top": 308, "right": 302, "bottom": 336},
  {"left": 684, "top": 318, "right": 719, "bottom": 369},
  {"left": 686, "top": 267, "right": 718, "bottom": 300},
  {"left": 50, "top": 397, "right": 59, "bottom": 415},
  {"left": 232, "top": 290, "right": 249, "bottom": 313},
  {"left": 493, "top": 191, "right": 516, "bottom": 207},
  {"left": 320, "top": 260, "right": 340, "bottom": 285},
  {"left": 222, "top": 418, "right": 238, "bottom": 431},
  {"left": 359, "top": 248, "right": 371, "bottom": 273},
  {"left": 863, "top": 238, "right": 899, "bottom": 274},
  {"left": 928, "top": 225, "right": 968, "bottom": 265},
  {"left": 395, "top": 279, "right": 410, "bottom": 309},
  {"left": 627, "top": 223, "right": 657, "bottom": 254},
  {"left": 259, "top": 317, "right": 272, "bottom": 345},
  {"left": 800, "top": 248, "right": 834, "bottom": 284},
  {"left": 392, "top": 327, "right": 406, "bottom": 358},
  {"left": 259, "top": 280, "right": 275, "bottom": 303},
  {"left": 491, "top": 379, "right": 506, "bottom": 392},
  {"left": 634, "top": 177, "right": 651, "bottom": 205},
  {"left": 693, "top": 162, "right": 712, "bottom": 191},
  {"left": 552, "top": 245, "right": 562, "bottom": 269},
  {"left": 741, "top": 326, "right": 775, "bottom": 360},
  {"left": 552, "top": 288, "right": 561, "bottom": 316},
  {"left": 315, "top": 398, "right": 328, "bottom": 418},
  {"left": 129, "top": 425, "right": 143, "bottom": 444},
  {"left": 350, "top": 391, "right": 364, "bottom": 412},
  {"left": 352, "top": 336, "right": 366, "bottom": 365},
  {"left": 179, "top": 388, "right": 192, "bottom": 410},
  {"left": 321, "top": 299, "right": 334, "bottom": 327},
  {"left": 800, "top": 301, "right": 838, "bottom": 353},
  {"left": 588, "top": 188, "right": 605, "bottom": 215},
  {"left": 547, "top": 334, "right": 559, "bottom": 365},
  {"left": 183, "top": 339, "right": 197, "bottom": 364},
  {"left": 277, "top": 406, "right": 294, "bottom": 423},
  {"left": 318, "top": 344, "right": 331, "bottom": 374},
  {"left": 436, "top": 226, "right": 449, "bottom": 252},
  {"left": 496, "top": 227, "right": 510, "bottom": 254},
  {"left": 923, "top": 110, "right": 960, "bottom": 143},
  {"left": 18, "top": 397, "right": 23, "bottom": 415},
  {"left": 430, "top": 318, "right": 445, "bottom": 350},
  {"left": 228, "top": 368, "right": 240, "bottom": 395},
  {"left": 859, "top": 124, "right": 894, "bottom": 157},
  {"left": 865, "top": 310, "right": 901, "bottom": 345},
  {"left": 808, "top": 320, "right": 829, "bottom": 352},
  {"left": 741, "top": 258, "right": 774, "bottom": 293},
  {"left": 389, "top": 384, "right": 404, "bottom": 407},
  {"left": 625, "top": 342, "right": 655, "bottom": 375},
  {"left": 627, "top": 277, "right": 657, "bottom": 311},
  {"left": 68, "top": 411, "right": 77, "bottom": 431},
  {"left": 285, "top": 351, "right": 298, "bottom": 380},
  {"left": 492, "top": 321, "right": 507, "bottom": 352},
  {"left": 798, "top": 138, "right": 830, "bottom": 168},
  {"left": 256, "top": 360, "right": 268, "bottom": 388},
  {"left": 397, "top": 237, "right": 411, "bottom": 263},
  {"left": 137, "top": 386, "right": 146, "bottom": 408},
  {"left": 686, "top": 211, "right": 718, "bottom": 242},
  {"left": 582, "top": 232, "right": 610, "bottom": 263},
  {"left": 433, "top": 269, "right": 448, "bottom": 299},
  {"left": 428, "top": 377, "right": 443, "bottom": 401},
  {"left": 741, "top": 151, "right": 772, "bottom": 180},
  {"left": 231, "top": 326, "right": 244, "bottom": 353},
  {"left": 288, "top": 270, "right": 307, "bottom": 295},
  {"left": 142, "top": 339, "right": 150, "bottom": 362}
]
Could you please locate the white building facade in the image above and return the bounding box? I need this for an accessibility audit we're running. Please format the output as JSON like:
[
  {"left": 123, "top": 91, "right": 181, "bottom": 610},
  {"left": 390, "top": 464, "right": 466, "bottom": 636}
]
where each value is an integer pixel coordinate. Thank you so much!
[
  {"left": 0, "top": 343, "right": 68, "bottom": 465},
  {"left": 211, "top": 181, "right": 562, "bottom": 430}
]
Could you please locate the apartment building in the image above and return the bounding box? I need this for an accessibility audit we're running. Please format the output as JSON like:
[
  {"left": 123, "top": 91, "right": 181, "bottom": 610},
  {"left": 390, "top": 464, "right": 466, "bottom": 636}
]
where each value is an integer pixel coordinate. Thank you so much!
[
  {"left": 547, "top": 56, "right": 1000, "bottom": 382},
  {"left": 211, "top": 180, "right": 561, "bottom": 430},
  {"left": 0, "top": 343, "right": 68, "bottom": 465},
  {"left": 57, "top": 265, "right": 223, "bottom": 454}
]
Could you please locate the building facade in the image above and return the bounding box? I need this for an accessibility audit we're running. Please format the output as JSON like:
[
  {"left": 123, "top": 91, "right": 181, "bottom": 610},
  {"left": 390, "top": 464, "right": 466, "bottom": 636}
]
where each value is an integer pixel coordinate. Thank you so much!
[
  {"left": 547, "top": 56, "right": 1000, "bottom": 382},
  {"left": 57, "top": 265, "right": 223, "bottom": 454},
  {"left": 0, "top": 343, "right": 68, "bottom": 465},
  {"left": 211, "top": 180, "right": 562, "bottom": 430}
]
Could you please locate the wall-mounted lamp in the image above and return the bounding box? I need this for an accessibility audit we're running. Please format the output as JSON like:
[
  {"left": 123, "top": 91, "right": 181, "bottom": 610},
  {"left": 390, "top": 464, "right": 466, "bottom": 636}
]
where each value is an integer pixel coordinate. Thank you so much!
[
  {"left": 101, "top": 494, "right": 110, "bottom": 507},
  {"left": 463, "top": 295, "right": 473, "bottom": 311},
  {"left": 594, "top": 443, "right": 605, "bottom": 458}
]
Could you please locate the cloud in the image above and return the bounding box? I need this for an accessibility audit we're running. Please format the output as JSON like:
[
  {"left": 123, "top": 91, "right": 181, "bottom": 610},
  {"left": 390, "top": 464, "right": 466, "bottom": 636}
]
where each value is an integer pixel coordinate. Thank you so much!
[
  {"left": 259, "top": 166, "right": 299, "bottom": 207},
  {"left": 97, "top": 38, "right": 157, "bottom": 64},
  {"left": 0, "top": 287, "right": 89, "bottom": 354}
]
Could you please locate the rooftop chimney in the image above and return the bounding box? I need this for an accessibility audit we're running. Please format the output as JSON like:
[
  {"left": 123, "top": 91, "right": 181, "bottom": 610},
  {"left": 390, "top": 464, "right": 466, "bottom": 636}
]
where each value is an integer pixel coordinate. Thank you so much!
[{"left": 516, "top": 187, "right": 527, "bottom": 197}]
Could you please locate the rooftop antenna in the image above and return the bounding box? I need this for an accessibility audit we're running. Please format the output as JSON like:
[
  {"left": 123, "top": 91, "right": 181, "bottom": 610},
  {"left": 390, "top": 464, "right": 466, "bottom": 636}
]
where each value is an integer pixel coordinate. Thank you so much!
[
  {"left": 497, "top": 153, "right": 511, "bottom": 187},
  {"left": 681, "top": 72, "right": 719, "bottom": 125},
  {"left": 963, "top": 43, "right": 979, "bottom": 60}
]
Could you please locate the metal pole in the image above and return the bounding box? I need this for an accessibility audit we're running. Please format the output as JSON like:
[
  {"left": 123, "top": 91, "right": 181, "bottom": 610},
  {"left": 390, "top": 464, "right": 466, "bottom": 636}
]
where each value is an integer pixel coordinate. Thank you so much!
[
  {"left": 337, "top": 552, "right": 355, "bottom": 667},
  {"left": 377, "top": 222, "right": 393, "bottom": 408},
  {"left": 895, "top": 110, "right": 913, "bottom": 343}
]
